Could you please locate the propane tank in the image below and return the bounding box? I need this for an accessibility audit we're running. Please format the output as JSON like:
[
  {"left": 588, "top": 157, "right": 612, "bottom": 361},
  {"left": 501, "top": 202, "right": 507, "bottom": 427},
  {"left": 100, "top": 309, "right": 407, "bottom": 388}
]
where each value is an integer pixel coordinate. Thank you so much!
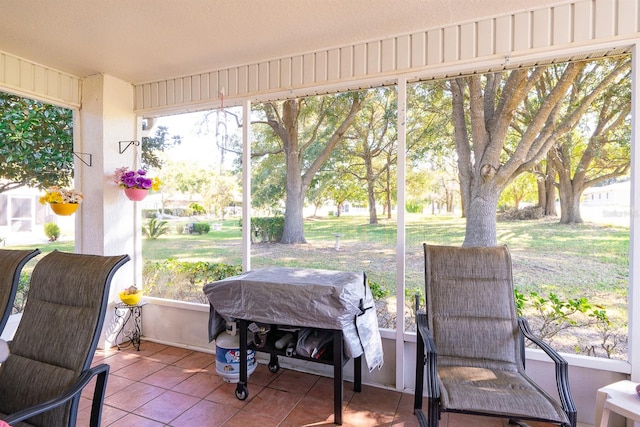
[{"left": 215, "top": 321, "right": 256, "bottom": 383}]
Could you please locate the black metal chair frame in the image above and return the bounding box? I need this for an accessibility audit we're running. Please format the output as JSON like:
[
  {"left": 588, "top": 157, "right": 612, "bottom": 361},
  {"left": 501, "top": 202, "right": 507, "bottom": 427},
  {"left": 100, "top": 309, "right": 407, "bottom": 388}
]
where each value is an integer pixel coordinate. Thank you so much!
[{"left": 413, "top": 244, "right": 577, "bottom": 427}]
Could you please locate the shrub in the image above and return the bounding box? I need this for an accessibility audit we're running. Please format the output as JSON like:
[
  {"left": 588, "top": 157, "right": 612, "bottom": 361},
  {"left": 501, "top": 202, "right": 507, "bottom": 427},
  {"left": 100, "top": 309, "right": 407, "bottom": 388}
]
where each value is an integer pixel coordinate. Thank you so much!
[
  {"left": 192, "top": 222, "right": 211, "bottom": 234},
  {"left": 143, "top": 217, "right": 169, "bottom": 239},
  {"left": 239, "top": 217, "right": 284, "bottom": 242},
  {"left": 189, "top": 203, "right": 206, "bottom": 215},
  {"left": 143, "top": 259, "right": 242, "bottom": 303},
  {"left": 44, "top": 222, "right": 61, "bottom": 242},
  {"left": 497, "top": 206, "right": 544, "bottom": 221}
]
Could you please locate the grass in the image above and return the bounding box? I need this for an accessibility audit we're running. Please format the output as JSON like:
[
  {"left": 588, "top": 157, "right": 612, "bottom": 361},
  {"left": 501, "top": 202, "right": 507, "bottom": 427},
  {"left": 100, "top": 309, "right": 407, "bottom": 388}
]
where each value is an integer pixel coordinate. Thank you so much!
[{"left": 7, "top": 214, "right": 630, "bottom": 357}]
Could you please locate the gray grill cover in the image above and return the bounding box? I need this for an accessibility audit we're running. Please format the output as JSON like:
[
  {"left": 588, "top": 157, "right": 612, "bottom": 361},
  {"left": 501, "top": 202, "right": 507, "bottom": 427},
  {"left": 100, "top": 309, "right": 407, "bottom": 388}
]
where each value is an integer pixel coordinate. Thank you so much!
[{"left": 204, "top": 266, "right": 384, "bottom": 371}]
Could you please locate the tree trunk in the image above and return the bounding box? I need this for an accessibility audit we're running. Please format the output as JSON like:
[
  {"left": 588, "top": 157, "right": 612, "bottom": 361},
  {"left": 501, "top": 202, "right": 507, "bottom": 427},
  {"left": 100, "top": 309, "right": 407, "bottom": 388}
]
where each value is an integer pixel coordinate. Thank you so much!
[
  {"left": 281, "top": 147, "right": 307, "bottom": 243},
  {"left": 365, "top": 155, "right": 378, "bottom": 224},
  {"left": 367, "top": 180, "right": 378, "bottom": 224},
  {"left": 557, "top": 179, "right": 583, "bottom": 224},
  {"left": 463, "top": 184, "right": 500, "bottom": 246}
]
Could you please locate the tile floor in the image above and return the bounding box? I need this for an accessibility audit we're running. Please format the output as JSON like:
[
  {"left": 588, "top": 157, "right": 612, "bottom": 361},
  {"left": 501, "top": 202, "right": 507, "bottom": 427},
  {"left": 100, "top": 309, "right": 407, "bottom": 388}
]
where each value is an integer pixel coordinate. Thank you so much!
[{"left": 78, "top": 341, "right": 585, "bottom": 426}]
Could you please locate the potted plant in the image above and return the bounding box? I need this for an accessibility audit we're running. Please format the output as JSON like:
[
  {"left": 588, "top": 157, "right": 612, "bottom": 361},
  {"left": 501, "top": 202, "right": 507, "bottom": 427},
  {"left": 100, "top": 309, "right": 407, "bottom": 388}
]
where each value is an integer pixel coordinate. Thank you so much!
[
  {"left": 113, "top": 167, "right": 161, "bottom": 201},
  {"left": 39, "top": 186, "right": 84, "bottom": 215}
]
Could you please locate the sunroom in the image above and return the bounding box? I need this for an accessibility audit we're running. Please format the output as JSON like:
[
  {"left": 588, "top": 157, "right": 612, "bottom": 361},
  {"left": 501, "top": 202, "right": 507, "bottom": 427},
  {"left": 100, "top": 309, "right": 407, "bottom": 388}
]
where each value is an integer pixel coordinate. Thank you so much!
[{"left": 1, "top": 1, "right": 639, "bottom": 426}]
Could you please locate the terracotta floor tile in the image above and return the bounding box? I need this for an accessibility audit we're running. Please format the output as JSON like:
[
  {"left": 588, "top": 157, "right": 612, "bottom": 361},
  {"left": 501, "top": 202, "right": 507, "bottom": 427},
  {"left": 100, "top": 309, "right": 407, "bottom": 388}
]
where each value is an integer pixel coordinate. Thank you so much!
[
  {"left": 341, "top": 405, "right": 394, "bottom": 426},
  {"left": 173, "top": 350, "right": 215, "bottom": 370},
  {"left": 171, "top": 370, "right": 225, "bottom": 398},
  {"left": 131, "top": 341, "right": 169, "bottom": 357},
  {"left": 267, "top": 367, "right": 319, "bottom": 394},
  {"left": 391, "top": 414, "right": 422, "bottom": 427},
  {"left": 112, "top": 358, "right": 166, "bottom": 381},
  {"left": 395, "top": 391, "right": 419, "bottom": 417},
  {"left": 247, "top": 363, "right": 281, "bottom": 387},
  {"left": 100, "top": 351, "right": 141, "bottom": 371},
  {"left": 347, "top": 384, "right": 402, "bottom": 417},
  {"left": 205, "top": 381, "right": 260, "bottom": 408},
  {"left": 169, "top": 399, "right": 239, "bottom": 427},
  {"left": 141, "top": 364, "right": 194, "bottom": 389},
  {"left": 279, "top": 394, "right": 336, "bottom": 426},
  {"left": 108, "top": 412, "right": 166, "bottom": 427},
  {"left": 221, "top": 408, "right": 282, "bottom": 427},
  {"left": 88, "top": 343, "right": 579, "bottom": 427},
  {"left": 77, "top": 401, "right": 128, "bottom": 426},
  {"left": 307, "top": 375, "right": 355, "bottom": 402},
  {"left": 147, "top": 345, "right": 193, "bottom": 364},
  {"left": 104, "top": 373, "right": 137, "bottom": 397},
  {"left": 135, "top": 390, "right": 200, "bottom": 424},
  {"left": 104, "top": 381, "right": 165, "bottom": 412},
  {"left": 242, "top": 387, "right": 302, "bottom": 420}
]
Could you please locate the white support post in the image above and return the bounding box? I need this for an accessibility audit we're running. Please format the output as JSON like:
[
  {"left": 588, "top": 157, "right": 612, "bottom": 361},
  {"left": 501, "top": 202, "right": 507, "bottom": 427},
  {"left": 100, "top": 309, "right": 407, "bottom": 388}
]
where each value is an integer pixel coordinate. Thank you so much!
[
  {"left": 396, "top": 77, "right": 407, "bottom": 391},
  {"left": 242, "top": 99, "right": 252, "bottom": 272}
]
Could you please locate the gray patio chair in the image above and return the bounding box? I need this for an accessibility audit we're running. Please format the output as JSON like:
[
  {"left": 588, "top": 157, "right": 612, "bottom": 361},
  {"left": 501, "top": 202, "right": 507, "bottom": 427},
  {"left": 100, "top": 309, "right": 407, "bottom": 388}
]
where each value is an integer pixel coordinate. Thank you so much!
[
  {"left": 0, "top": 249, "right": 40, "bottom": 334},
  {"left": 0, "top": 250, "right": 129, "bottom": 427},
  {"left": 414, "top": 244, "right": 576, "bottom": 427}
]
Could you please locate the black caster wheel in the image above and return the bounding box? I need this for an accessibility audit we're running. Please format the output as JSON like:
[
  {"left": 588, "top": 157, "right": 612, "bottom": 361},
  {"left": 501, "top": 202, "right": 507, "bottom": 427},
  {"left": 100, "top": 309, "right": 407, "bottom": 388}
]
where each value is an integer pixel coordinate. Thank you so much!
[
  {"left": 235, "top": 384, "right": 248, "bottom": 400},
  {"left": 268, "top": 362, "right": 280, "bottom": 373}
]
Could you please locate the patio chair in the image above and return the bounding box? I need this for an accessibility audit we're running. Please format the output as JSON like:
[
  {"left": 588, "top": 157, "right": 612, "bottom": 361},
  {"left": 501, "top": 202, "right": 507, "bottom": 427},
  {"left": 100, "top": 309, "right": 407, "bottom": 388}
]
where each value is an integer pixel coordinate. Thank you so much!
[
  {"left": 414, "top": 244, "right": 576, "bottom": 427},
  {"left": 0, "top": 250, "right": 129, "bottom": 427},
  {"left": 0, "top": 249, "right": 40, "bottom": 334}
]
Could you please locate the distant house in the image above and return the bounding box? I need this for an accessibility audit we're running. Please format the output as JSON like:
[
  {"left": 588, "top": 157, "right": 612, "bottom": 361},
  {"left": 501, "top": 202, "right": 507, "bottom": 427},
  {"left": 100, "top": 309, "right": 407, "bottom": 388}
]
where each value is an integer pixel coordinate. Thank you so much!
[{"left": 581, "top": 181, "right": 630, "bottom": 207}]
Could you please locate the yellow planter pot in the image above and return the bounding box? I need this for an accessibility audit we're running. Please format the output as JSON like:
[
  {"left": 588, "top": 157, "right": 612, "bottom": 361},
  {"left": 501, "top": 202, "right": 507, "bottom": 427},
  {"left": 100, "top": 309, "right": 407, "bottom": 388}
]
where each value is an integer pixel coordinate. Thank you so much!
[
  {"left": 119, "top": 291, "right": 142, "bottom": 305},
  {"left": 49, "top": 203, "right": 79, "bottom": 216}
]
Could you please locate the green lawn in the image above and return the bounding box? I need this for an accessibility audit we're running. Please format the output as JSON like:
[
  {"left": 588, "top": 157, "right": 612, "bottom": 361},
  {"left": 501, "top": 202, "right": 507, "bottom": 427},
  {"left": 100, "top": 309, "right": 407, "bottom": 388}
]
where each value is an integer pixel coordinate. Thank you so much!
[{"left": 7, "top": 214, "right": 629, "bottom": 358}]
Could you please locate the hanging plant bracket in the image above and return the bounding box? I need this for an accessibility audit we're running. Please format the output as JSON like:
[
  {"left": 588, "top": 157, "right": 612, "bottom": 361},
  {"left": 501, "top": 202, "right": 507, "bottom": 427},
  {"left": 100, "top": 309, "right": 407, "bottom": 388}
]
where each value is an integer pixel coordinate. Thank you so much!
[
  {"left": 73, "top": 152, "right": 93, "bottom": 167},
  {"left": 118, "top": 140, "right": 140, "bottom": 154}
]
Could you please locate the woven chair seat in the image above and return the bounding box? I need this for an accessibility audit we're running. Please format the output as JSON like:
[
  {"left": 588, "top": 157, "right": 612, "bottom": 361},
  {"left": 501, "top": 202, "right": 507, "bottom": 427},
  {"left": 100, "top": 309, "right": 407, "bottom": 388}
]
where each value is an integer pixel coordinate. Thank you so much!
[{"left": 438, "top": 365, "right": 569, "bottom": 423}]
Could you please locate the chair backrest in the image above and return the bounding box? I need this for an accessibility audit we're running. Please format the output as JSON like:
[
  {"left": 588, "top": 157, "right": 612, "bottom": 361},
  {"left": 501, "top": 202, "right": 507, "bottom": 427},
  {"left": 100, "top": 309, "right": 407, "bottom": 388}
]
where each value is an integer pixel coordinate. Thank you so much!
[
  {"left": 0, "top": 250, "right": 129, "bottom": 427},
  {"left": 424, "top": 244, "right": 521, "bottom": 372},
  {"left": 0, "top": 249, "right": 40, "bottom": 333}
]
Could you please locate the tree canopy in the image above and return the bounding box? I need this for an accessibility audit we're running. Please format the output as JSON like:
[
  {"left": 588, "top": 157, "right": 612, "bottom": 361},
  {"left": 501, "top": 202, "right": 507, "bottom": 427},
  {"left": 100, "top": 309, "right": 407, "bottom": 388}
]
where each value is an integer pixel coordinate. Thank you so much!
[{"left": 0, "top": 92, "right": 74, "bottom": 192}]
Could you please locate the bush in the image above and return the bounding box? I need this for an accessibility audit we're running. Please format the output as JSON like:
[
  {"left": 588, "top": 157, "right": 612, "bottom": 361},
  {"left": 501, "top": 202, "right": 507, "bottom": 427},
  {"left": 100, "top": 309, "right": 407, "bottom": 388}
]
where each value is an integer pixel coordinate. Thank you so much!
[
  {"left": 189, "top": 203, "right": 206, "bottom": 215},
  {"left": 143, "top": 217, "right": 169, "bottom": 239},
  {"left": 497, "top": 206, "right": 544, "bottom": 221},
  {"left": 192, "top": 222, "right": 211, "bottom": 234},
  {"left": 239, "top": 217, "right": 284, "bottom": 242},
  {"left": 44, "top": 222, "right": 60, "bottom": 242},
  {"left": 144, "top": 259, "right": 242, "bottom": 303}
]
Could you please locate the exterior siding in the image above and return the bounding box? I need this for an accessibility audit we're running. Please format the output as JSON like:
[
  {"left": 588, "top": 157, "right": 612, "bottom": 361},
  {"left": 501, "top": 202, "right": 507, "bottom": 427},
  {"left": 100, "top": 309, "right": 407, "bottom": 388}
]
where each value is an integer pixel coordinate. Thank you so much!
[
  {"left": 0, "top": 51, "right": 80, "bottom": 107},
  {"left": 2, "top": 0, "right": 639, "bottom": 111},
  {"left": 131, "top": 0, "right": 638, "bottom": 113}
]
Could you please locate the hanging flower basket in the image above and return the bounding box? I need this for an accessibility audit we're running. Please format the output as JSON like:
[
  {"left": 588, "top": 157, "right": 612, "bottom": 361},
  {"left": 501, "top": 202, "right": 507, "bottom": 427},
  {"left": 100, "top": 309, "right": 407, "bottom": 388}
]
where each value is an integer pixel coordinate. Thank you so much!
[
  {"left": 113, "top": 167, "right": 161, "bottom": 202},
  {"left": 40, "top": 187, "right": 83, "bottom": 216},
  {"left": 49, "top": 203, "right": 80, "bottom": 216},
  {"left": 123, "top": 188, "right": 149, "bottom": 201}
]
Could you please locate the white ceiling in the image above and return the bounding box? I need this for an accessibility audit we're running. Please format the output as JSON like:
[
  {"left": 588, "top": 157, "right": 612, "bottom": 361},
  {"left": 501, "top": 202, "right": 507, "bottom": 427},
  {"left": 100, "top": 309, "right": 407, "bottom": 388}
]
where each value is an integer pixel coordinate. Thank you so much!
[{"left": 1, "top": 0, "right": 568, "bottom": 85}]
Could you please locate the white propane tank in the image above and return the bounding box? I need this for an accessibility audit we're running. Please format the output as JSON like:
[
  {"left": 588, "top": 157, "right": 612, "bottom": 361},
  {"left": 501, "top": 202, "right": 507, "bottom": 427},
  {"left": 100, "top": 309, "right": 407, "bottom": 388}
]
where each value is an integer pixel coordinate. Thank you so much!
[{"left": 215, "top": 327, "right": 256, "bottom": 383}]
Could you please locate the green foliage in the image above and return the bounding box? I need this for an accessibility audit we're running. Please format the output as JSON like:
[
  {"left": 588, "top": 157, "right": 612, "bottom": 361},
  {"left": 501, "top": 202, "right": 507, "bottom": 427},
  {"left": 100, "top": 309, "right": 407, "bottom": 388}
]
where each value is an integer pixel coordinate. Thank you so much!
[
  {"left": 143, "top": 217, "right": 169, "bottom": 239},
  {"left": 240, "top": 217, "right": 284, "bottom": 242},
  {"left": 13, "top": 272, "right": 30, "bottom": 314},
  {"left": 43, "top": 222, "right": 60, "bottom": 242},
  {"left": 405, "top": 201, "right": 422, "bottom": 214},
  {"left": 143, "top": 258, "right": 242, "bottom": 303},
  {"left": 141, "top": 125, "right": 182, "bottom": 169},
  {"left": 368, "top": 278, "right": 391, "bottom": 300},
  {"left": 0, "top": 92, "right": 74, "bottom": 193},
  {"left": 192, "top": 222, "right": 211, "bottom": 234},
  {"left": 189, "top": 203, "right": 206, "bottom": 215},
  {"left": 516, "top": 289, "right": 614, "bottom": 356}
]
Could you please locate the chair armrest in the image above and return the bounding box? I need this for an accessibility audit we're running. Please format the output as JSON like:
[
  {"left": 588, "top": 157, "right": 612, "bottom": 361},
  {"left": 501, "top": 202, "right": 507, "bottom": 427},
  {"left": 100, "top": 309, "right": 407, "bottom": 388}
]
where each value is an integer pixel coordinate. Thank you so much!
[
  {"left": 518, "top": 317, "right": 576, "bottom": 425},
  {"left": 3, "top": 363, "right": 110, "bottom": 427},
  {"left": 417, "top": 311, "right": 439, "bottom": 399}
]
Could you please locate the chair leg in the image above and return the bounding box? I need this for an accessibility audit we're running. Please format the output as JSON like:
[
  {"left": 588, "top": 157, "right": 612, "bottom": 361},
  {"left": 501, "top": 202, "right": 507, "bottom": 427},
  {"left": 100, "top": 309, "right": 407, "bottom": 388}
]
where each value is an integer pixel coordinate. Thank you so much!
[{"left": 89, "top": 365, "right": 109, "bottom": 427}]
